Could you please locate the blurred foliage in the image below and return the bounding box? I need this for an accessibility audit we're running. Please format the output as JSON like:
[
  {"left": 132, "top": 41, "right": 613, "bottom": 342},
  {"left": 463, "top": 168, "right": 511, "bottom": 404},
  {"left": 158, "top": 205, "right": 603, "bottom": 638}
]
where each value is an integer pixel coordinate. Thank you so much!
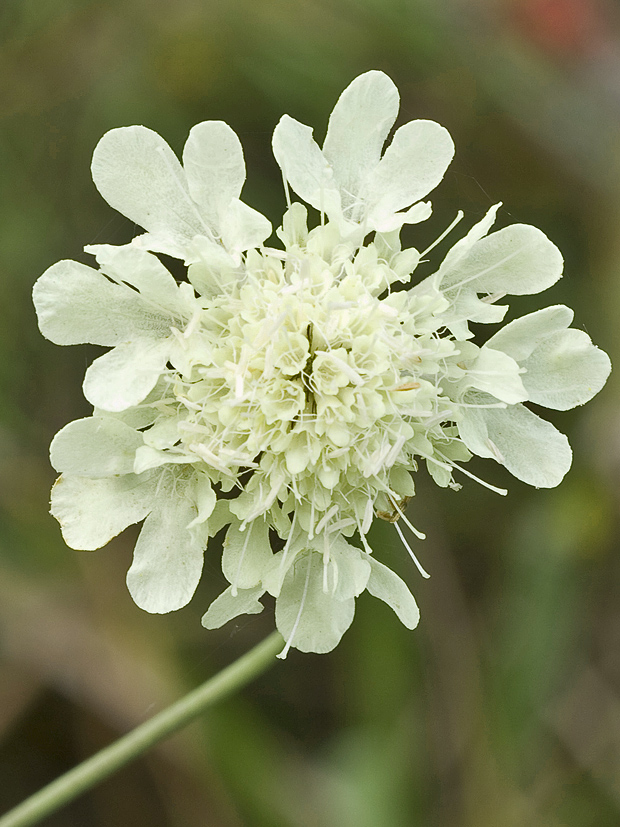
[{"left": 1, "top": 0, "right": 620, "bottom": 824}]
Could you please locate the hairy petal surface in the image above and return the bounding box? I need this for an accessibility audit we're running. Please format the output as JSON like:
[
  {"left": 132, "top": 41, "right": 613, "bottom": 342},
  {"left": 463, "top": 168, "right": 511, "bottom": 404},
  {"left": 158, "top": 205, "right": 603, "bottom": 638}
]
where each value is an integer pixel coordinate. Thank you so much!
[
  {"left": 201, "top": 586, "right": 265, "bottom": 629},
  {"left": 51, "top": 472, "right": 158, "bottom": 550},
  {"left": 272, "top": 115, "right": 340, "bottom": 216},
  {"left": 366, "top": 556, "right": 420, "bottom": 629},
  {"left": 84, "top": 244, "right": 181, "bottom": 304},
  {"left": 91, "top": 126, "right": 206, "bottom": 255},
  {"left": 275, "top": 551, "right": 356, "bottom": 654},
  {"left": 459, "top": 399, "right": 572, "bottom": 487},
  {"left": 33, "top": 260, "right": 174, "bottom": 346},
  {"left": 487, "top": 307, "right": 611, "bottom": 410},
  {"left": 126, "top": 476, "right": 205, "bottom": 613},
  {"left": 366, "top": 120, "right": 454, "bottom": 227},
  {"left": 440, "top": 224, "right": 563, "bottom": 296},
  {"left": 50, "top": 416, "right": 143, "bottom": 477},
  {"left": 323, "top": 70, "right": 399, "bottom": 206},
  {"left": 83, "top": 338, "right": 171, "bottom": 412},
  {"left": 222, "top": 519, "right": 274, "bottom": 593},
  {"left": 182, "top": 120, "right": 246, "bottom": 226},
  {"left": 521, "top": 329, "right": 611, "bottom": 410}
]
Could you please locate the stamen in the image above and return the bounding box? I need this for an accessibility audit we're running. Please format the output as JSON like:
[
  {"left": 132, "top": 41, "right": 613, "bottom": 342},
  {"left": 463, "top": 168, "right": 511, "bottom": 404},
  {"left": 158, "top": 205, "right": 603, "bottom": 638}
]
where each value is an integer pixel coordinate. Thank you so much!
[
  {"left": 277, "top": 553, "right": 312, "bottom": 659},
  {"left": 280, "top": 168, "right": 292, "bottom": 210},
  {"left": 315, "top": 504, "right": 339, "bottom": 536},
  {"left": 394, "top": 521, "right": 431, "bottom": 579},
  {"left": 432, "top": 449, "right": 508, "bottom": 496},
  {"left": 232, "top": 522, "right": 254, "bottom": 597},
  {"left": 419, "top": 211, "right": 464, "bottom": 258},
  {"left": 386, "top": 489, "right": 426, "bottom": 540},
  {"left": 279, "top": 509, "right": 298, "bottom": 574},
  {"left": 355, "top": 514, "right": 374, "bottom": 554}
]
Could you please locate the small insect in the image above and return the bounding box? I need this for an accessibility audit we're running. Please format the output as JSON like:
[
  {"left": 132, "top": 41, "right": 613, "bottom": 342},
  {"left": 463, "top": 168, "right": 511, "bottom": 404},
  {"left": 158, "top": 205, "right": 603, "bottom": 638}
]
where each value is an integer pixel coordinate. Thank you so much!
[{"left": 376, "top": 495, "right": 412, "bottom": 523}]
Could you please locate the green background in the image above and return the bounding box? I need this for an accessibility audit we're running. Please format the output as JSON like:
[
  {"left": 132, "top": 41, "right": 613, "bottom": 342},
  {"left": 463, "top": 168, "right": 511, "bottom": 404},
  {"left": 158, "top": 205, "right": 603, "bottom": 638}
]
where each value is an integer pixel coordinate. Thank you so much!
[{"left": 1, "top": 1, "right": 619, "bottom": 824}]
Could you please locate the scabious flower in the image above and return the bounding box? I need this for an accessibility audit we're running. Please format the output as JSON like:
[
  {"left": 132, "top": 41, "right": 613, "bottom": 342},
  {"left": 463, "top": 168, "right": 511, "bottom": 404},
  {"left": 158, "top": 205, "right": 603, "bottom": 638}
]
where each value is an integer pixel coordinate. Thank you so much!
[{"left": 33, "top": 71, "right": 610, "bottom": 655}]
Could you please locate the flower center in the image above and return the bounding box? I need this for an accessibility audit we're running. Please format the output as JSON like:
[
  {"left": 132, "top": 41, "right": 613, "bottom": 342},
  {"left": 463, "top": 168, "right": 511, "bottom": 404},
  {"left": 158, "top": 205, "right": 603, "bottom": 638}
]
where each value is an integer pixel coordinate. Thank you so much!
[{"left": 158, "top": 247, "right": 456, "bottom": 537}]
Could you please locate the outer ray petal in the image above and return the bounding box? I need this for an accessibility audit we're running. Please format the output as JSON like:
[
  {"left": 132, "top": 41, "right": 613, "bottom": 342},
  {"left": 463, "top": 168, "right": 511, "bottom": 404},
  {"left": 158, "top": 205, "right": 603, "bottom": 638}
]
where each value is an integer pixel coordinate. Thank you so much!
[
  {"left": 485, "top": 305, "right": 612, "bottom": 409},
  {"left": 126, "top": 480, "right": 205, "bottom": 613},
  {"left": 329, "top": 537, "right": 371, "bottom": 600},
  {"left": 521, "top": 328, "right": 612, "bottom": 410},
  {"left": 50, "top": 416, "right": 143, "bottom": 477},
  {"left": 33, "top": 260, "right": 174, "bottom": 346},
  {"left": 202, "top": 586, "right": 265, "bottom": 629},
  {"left": 50, "top": 472, "right": 158, "bottom": 550},
  {"left": 459, "top": 399, "right": 572, "bottom": 488},
  {"left": 182, "top": 120, "right": 246, "bottom": 226},
  {"left": 366, "top": 556, "right": 420, "bottom": 629},
  {"left": 83, "top": 338, "right": 170, "bottom": 411},
  {"left": 84, "top": 244, "right": 181, "bottom": 303},
  {"left": 466, "top": 346, "right": 527, "bottom": 404},
  {"left": 91, "top": 126, "right": 206, "bottom": 251},
  {"left": 272, "top": 115, "right": 341, "bottom": 216},
  {"left": 440, "top": 224, "right": 563, "bottom": 296},
  {"left": 486, "top": 305, "right": 574, "bottom": 361},
  {"left": 366, "top": 120, "right": 454, "bottom": 228},
  {"left": 323, "top": 70, "right": 399, "bottom": 205},
  {"left": 220, "top": 198, "right": 272, "bottom": 254},
  {"left": 275, "top": 551, "right": 355, "bottom": 654},
  {"left": 222, "top": 519, "right": 274, "bottom": 592},
  {"left": 435, "top": 203, "right": 501, "bottom": 277}
]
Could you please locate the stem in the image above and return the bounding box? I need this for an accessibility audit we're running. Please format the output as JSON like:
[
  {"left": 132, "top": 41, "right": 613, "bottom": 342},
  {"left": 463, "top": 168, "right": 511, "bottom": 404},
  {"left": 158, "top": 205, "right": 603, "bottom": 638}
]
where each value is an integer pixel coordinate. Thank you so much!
[{"left": 0, "top": 631, "right": 284, "bottom": 827}]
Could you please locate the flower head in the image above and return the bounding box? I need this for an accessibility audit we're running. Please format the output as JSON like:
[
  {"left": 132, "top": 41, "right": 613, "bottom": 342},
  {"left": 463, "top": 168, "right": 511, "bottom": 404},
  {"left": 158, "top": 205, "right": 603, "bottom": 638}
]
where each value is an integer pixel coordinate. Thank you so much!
[{"left": 33, "top": 71, "right": 610, "bottom": 655}]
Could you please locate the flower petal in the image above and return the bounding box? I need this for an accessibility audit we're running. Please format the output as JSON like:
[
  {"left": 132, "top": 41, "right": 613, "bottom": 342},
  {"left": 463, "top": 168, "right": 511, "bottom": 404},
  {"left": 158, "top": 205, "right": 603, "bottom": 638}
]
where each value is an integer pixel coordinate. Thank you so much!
[
  {"left": 272, "top": 115, "right": 341, "bottom": 216},
  {"left": 222, "top": 519, "right": 274, "bottom": 592},
  {"left": 126, "top": 481, "right": 205, "bottom": 613},
  {"left": 275, "top": 550, "right": 355, "bottom": 654},
  {"left": 372, "top": 201, "right": 433, "bottom": 234},
  {"left": 458, "top": 399, "right": 572, "bottom": 487},
  {"left": 182, "top": 120, "right": 246, "bottom": 227},
  {"left": 440, "top": 224, "right": 563, "bottom": 296},
  {"left": 366, "top": 556, "right": 420, "bottom": 629},
  {"left": 33, "top": 260, "right": 173, "bottom": 346},
  {"left": 328, "top": 536, "right": 371, "bottom": 600},
  {"left": 83, "top": 338, "right": 170, "bottom": 412},
  {"left": 323, "top": 70, "right": 399, "bottom": 210},
  {"left": 366, "top": 120, "right": 454, "bottom": 228},
  {"left": 186, "top": 473, "right": 217, "bottom": 528},
  {"left": 220, "top": 198, "right": 272, "bottom": 254},
  {"left": 466, "top": 346, "right": 527, "bottom": 404},
  {"left": 133, "top": 446, "right": 196, "bottom": 474},
  {"left": 50, "top": 416, "right": 143, "bottom": 477},
  {"left": 84, "top": 244, "right": 181, "bottom": 304},
  {"left": 51, "top": 472, "right": 157, "bottom": 550},
  {"left": 202, "top": 586, "right": 265, "bottom": 629},
  {"left": 186, "top": 236, "right": 239, "bottom": 296},
  {"left": 521, "top": 328, "right": 611, "bottom": 410},
  {"left": 436, "top": 203, "right": 500, "bottom": 277},
  {"left": 485, "top": 305, "right": 611, "bottom": 409},
  {"left": 485, "top": 305, "right": 574, "bottom": 361},
  {"left": 91, "top": 126, "right": 206, "bottom": 254}
]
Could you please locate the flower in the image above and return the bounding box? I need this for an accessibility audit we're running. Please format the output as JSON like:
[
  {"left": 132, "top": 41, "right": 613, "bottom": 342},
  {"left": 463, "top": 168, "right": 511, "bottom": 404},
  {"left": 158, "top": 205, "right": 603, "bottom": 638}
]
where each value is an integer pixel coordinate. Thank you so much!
[{"left": 33, "top": 71, "right": 610, "bottom": 656}]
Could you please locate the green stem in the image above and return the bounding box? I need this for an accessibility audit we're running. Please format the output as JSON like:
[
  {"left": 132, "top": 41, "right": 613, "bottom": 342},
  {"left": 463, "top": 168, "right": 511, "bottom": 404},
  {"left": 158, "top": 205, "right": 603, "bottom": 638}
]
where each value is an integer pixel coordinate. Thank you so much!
[{"left": 0, "top": 631, "right": 284, "bottom": 827}]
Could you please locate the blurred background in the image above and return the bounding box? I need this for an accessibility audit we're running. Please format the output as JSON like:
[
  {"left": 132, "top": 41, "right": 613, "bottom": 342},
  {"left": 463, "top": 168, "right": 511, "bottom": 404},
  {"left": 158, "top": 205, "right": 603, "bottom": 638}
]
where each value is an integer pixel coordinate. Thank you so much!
[{"left": 1, "top": 0, "right": 620, "bottom": 824}]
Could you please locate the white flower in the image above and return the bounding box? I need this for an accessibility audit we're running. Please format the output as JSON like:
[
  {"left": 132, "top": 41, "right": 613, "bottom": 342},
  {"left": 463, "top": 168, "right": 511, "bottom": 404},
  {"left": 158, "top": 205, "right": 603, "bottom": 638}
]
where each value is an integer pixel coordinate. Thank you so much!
[{"left": 34, "top": 71, "right": 610, "bottom": 656}]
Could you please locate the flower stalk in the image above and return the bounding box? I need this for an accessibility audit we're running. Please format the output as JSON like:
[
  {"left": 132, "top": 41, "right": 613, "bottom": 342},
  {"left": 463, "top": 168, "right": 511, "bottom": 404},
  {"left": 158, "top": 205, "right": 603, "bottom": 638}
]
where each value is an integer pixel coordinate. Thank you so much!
[{"left": 0, "top": 631, "right": 283, "bottom": 827}]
